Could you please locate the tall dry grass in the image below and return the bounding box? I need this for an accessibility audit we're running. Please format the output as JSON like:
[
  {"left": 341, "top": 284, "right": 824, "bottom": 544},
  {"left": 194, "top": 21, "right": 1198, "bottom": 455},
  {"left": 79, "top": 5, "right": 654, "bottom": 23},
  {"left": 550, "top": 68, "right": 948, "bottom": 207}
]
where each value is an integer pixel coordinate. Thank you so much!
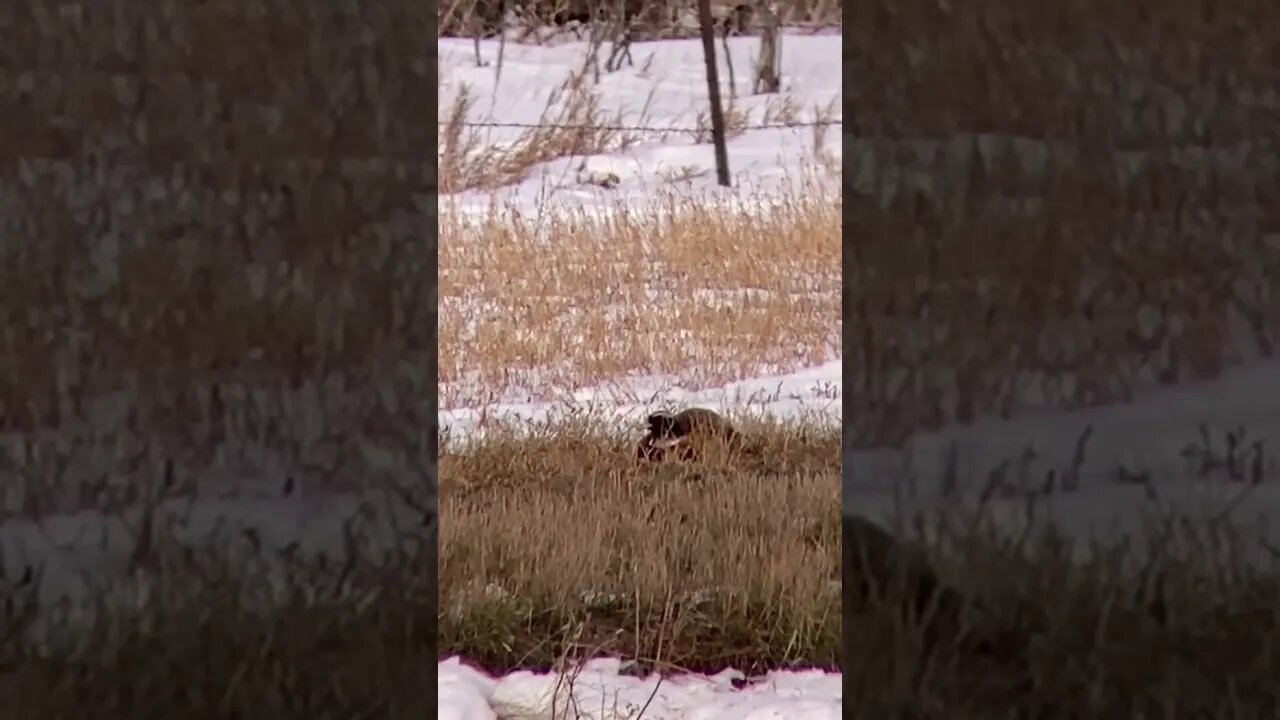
[
  {"left": 440, "top": 184, "right": 840, "bottom": 410},
  {"left": 848, "top": 0, "right": 1280, "bottom": 446},
  {"left": 439, "top": 73, "right": 655, "bottom": 193},
  {"left": 0, "top": 531, "right": 437, "bottom": 719},
  {"left": 0, "top": 5, "right": 436, "bottom": 715},
  {"left": 842, "top": 503, "right": 1280, "bottom": 716},
  {"left": 439, "top": 413, "right": 841, "bottom": 673},
  {"left": 842, "top": 1, "right": 1280, "bottom": 713}
]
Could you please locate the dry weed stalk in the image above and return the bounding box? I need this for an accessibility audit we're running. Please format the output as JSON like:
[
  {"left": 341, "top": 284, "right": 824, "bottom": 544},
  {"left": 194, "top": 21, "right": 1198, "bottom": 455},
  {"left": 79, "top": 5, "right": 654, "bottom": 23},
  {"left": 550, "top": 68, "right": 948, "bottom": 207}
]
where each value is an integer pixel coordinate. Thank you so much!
[{"left": 439, "top": 73, "right": 651, "bottom": 193}]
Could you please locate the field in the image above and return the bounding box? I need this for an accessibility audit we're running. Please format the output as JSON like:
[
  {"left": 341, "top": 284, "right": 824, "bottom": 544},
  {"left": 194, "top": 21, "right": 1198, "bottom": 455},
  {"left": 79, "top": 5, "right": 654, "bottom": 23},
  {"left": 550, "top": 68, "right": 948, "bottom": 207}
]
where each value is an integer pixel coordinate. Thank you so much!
[
  {"left": 840, "top": 0, "right": 1280, "bottom": 716},
  {"left": 437, "top": 17, "right": 843, "bottom": 719},
  {"left": 8, "top": 0, "right": 1280, "bottom": 717},
  {"left": 0, "top": 4, "right": 439, "bottom": 719},
  {"left": 440, "top": 416, "right": 840, "bottom": 673},
  {"left": 842, "top": 360, "right": 1280, "bottom": 715}
]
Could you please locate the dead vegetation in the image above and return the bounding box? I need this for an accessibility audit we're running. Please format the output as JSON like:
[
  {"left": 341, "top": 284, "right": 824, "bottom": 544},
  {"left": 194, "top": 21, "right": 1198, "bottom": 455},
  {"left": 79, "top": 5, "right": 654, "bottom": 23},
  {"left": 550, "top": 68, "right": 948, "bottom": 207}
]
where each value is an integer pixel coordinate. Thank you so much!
[
  {"left": 838, "top": 2, "right": 1280, "bottom": 714},
  {"left": 439, "top": 412, "right": 841, "bottom": 674},
  {"left": 842, "top": 505, "right": 1280, "bottom": 717},
  {"left": 438, "top": 0, "right": 842, "bottom": 42},
  {"left": 0, "top": 519, "right": 438, "bottom": 719},
  {"left": 439, "top": 183, "right": 840, "bottom": 411},
  {"left": 849, "top": 0, "right": 1280, "bottom": 447},
  {"left": 439, "top": 74, "right": 654, "bottom": 193},
  {"left": 439, "top": 412, "right": 1280, "bottom": 715},
  {"left": 0, "top": 4, "right": 436, "bottom": 716},
  {"left": 841, "top": 422, "right": 1280, "bottom": 714},
  {"left": 437, "top": 59, "right": 841, "bottom": 194}
]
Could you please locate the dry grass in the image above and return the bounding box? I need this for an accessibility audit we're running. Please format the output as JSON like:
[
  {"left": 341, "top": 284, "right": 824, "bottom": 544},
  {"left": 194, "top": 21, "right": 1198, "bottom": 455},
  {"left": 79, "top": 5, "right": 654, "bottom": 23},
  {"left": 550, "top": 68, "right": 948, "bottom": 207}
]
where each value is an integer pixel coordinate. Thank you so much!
[
  {"left": 0, "top": 3, "right": 433, "bottom": 519},
  {"left": 0, "top": 533, "right": 438, "bottom": 719},
  {"left": 437, "top": 67, "right": 839, "bottom": 195},
  {"left": 439, "top": 0, "right": 843, "bottom": 39},
  {"left": 439, "top": 73, "right": 654, "bottom": 193},
  {"left": 440, "top": 182, "right": 840, "bottom": 409},
  {"left": 842, "top": 2, "right": 1280, "bottom": 711},
  {"left": 7, "top": 474, "right": 1280, "bottom": 717},
  {"left": 0, "top": 4, "right": 433, "bottom": 436},
  {"left": 848, "top": 0, "right": 1280, "bottom": 447},
  {"left": 439, "top": 413, "right": 841, "bottom": 674},
  {"left": 0, "top": 3, "right": 435, "bottom": 716},
  {"left": 437, "top": 411, "right": 1280, "bottom": 714},
  {"left": 843, "top": 507, "right": 1280, "bottom": 716},
  {"left": 850, "top": 149, "right": 1280, "bottom": 444},
  {"left": 0, "top": 182, "right": 426, "bottom": 389}
]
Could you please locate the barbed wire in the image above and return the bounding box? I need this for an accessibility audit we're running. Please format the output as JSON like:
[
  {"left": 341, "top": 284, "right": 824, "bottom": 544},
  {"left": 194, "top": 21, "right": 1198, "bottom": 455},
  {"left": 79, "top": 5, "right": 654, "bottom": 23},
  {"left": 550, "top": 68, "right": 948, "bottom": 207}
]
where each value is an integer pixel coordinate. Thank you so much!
[
  {"left": 449, "top": 118, "right": 843, "bottom": 134},
  {"left": 440, "top": 20, "right": 843, "bottom": 32}
]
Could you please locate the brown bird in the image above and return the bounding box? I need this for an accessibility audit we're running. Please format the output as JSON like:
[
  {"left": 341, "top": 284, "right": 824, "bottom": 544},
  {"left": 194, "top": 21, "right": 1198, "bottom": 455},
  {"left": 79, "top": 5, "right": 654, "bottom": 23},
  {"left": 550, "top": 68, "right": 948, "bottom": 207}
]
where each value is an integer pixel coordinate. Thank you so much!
[{"left": 635, "top": 407, "right": 745, "bottom": 462}]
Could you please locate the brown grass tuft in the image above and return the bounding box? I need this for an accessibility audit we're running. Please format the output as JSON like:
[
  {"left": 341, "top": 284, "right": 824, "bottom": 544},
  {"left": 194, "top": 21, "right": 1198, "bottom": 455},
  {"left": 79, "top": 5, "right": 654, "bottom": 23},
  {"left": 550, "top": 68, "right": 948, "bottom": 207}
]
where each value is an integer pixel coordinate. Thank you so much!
[
  {"left": 439, "top": 414, "right": 841, "bottom": 674},
  {"left": 844, "top": 508, "right": 1280, "bottom": 715}
]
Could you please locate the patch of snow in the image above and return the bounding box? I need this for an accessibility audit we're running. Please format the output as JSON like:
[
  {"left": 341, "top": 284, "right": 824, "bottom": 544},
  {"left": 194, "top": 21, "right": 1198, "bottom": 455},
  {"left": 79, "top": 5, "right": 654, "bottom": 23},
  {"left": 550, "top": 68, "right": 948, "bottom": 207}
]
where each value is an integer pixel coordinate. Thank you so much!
[
  {"left": 0, "top": 488, "right": 420, "bottom": 649},
  {"left": 439, "top": 657, "right": 840, "bottom": 720},
  {"left": 847, "top": 357, "right": 1280, "bottom": 569},
  {"left": 440, "top": 658, "right": 501, "bottom": 720},
  {"left": 440, "top": 359, "right": 841, "bottom": 448}
]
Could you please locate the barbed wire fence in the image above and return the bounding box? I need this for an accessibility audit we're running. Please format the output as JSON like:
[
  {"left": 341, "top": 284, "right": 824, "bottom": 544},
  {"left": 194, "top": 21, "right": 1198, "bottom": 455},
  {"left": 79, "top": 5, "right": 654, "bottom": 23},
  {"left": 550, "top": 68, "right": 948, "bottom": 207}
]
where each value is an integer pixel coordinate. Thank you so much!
[
  {"left": 439, "top": 20, "right": 843, "bottom": 39},
  {"left": 439, "top": 115, "right": 843, "bottom": 191},
  {"left": 441, "top": 0, "right": 842, "bottom": 188},
  {"left": 450, "top": 118, "right": 843, "bottom": 134}
]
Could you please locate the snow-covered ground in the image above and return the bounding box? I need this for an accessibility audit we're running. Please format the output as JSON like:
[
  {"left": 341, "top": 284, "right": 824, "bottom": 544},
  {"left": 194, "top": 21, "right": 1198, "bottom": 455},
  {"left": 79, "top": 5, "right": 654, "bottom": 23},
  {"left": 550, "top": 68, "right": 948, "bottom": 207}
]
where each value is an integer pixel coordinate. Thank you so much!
[
  {"left": 848, "top": 357, "right": 1280, "bottom": 570},
  {"left": 437, "top": 25, "right": 1278, "bottom": 720},
  {"left": 440, "top": 359, "right": 841, "bottom": 447},
  {"left": 439, "top": 657, "right": 841, "bottom": 720},
  {"left": 439, "top": 31, "right": 845, "bottom": 719},
  {"left": 432, "top": 353, "right": 1280, "bottom": 717},
  {"left": 9, "top": 23, "right": 1280, "bottom": 720},
  {"left": 438, "top": 28, "right": 843, "bottom": 441},
  {"left": 438, "top": 32, "right": 842, "bottom": 218}
]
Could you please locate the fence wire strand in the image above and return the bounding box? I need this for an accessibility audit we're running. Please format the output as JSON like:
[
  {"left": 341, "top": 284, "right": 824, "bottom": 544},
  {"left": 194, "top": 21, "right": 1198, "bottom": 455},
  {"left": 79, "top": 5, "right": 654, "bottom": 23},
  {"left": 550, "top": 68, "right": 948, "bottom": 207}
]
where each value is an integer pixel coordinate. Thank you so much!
[{"left": 449, "top": 118, "right": 843, "bottom": 134}]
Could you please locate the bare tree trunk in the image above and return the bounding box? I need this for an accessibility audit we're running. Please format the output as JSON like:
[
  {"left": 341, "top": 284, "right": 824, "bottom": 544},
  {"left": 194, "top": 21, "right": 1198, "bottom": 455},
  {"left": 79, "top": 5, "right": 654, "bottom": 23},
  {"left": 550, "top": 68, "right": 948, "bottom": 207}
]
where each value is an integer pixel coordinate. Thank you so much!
[
  {"left": 471, "top": 15, "right": 486, "bottom": 67},
  {"left": 720, "top": 23, "right": 736, "bottom": 99},
  {"left": 753, "top": 0, "right": 780, "bottom": 94}
]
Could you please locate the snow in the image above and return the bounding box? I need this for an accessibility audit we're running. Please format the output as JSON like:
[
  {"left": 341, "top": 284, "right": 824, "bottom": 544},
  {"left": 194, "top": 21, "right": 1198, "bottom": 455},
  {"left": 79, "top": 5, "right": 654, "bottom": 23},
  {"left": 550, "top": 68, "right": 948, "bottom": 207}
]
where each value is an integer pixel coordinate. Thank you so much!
[
  {"left": 438, "top": 32, "right": 842, "bottom": 218},
  {"left": 431, "top": 24, "right": 1280, "bottom": 720},
  {"left": 847, "top": 357, "right": 1280, "bottom": 569},
  {"left": 438, "top": 657, "right": 841, "bottom": 720},
  {"left": 435, "top": 30, "right": 843, "bottom": 718},
  {"left": 440, "top": 359, "right": 841, "bottom": 447},
  {"left": 0, "top": 488, "right": 420, "bottom": 650},
  {"left": 12, "top": 21, "right": 1279, "bottom": 720}
]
